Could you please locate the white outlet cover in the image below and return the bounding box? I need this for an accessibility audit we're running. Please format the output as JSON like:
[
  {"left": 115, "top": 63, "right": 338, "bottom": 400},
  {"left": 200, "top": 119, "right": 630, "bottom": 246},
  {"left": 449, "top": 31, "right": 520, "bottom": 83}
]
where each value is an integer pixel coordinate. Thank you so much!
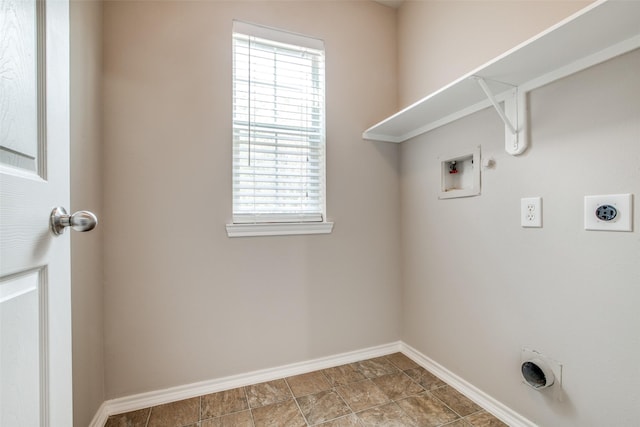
[
  {"left": 584, "top": 193, "right": 633, "bottom": 231},
  {"left": 521, "top": 197, "right": 542, "bottom": 228}
]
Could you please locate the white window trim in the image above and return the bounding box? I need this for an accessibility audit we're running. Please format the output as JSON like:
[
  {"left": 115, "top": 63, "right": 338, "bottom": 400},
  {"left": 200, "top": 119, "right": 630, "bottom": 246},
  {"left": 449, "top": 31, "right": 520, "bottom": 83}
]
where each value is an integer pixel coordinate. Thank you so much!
[
  {"left": 233, "top": 21, "right": 323, "bottom": 51},
  {"left": 226, "top": 221, "right": 334, "bottom": 238}
]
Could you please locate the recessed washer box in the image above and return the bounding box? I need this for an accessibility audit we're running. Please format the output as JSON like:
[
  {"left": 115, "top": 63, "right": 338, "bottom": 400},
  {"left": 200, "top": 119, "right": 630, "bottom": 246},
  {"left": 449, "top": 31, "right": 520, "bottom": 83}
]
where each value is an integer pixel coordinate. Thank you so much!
[
  {"left": 584, "top": 193, "right": 633, "bottom": 231},
  {"left": 438, "top": 146, "right": 480, "bottom": 199}
]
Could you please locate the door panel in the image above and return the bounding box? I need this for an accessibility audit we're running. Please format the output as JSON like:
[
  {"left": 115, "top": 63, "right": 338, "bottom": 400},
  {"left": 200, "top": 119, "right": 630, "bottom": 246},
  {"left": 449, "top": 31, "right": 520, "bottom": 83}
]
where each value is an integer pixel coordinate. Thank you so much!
[
  {"left": 0, "top": 0, "right": 39, "bottom": 173},
  {"left": 0, "top": 268, "right": 46, "bottom": 427}
]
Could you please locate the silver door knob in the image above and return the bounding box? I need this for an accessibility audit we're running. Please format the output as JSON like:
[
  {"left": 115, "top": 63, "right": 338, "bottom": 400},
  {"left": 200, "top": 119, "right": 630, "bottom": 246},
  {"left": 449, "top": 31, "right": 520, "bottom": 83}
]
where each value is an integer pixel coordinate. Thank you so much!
[{"left": 50, "top": 207, "right": 98, "bottom": 235}]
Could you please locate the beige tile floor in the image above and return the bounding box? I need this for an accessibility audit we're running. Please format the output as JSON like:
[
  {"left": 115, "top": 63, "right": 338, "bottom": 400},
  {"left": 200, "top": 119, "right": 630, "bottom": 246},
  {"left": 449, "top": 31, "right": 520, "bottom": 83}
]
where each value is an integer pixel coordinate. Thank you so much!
[{"left": 104, "top": 353, "right": 507, "bottom": 427}]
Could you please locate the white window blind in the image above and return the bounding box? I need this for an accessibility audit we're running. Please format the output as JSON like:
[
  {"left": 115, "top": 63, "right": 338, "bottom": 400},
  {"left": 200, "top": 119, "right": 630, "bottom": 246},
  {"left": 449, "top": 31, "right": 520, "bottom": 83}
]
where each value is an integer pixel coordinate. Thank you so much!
[{"left": 232, "top": 22, "right": 326, "bottom": 224}]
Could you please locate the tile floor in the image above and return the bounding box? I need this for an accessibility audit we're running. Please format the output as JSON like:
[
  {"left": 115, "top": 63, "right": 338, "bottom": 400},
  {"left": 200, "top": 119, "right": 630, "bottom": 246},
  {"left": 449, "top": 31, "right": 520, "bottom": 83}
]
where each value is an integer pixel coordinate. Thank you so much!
[{"left": 104, "top": 353, "right": 507, "bottom": 427}]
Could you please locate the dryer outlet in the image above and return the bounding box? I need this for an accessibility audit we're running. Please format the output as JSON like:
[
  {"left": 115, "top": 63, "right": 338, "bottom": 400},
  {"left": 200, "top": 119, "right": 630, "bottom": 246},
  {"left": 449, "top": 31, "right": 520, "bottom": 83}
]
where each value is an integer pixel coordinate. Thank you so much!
[{"left": 584, "top": 194, "right": 633, "bottom": 231}]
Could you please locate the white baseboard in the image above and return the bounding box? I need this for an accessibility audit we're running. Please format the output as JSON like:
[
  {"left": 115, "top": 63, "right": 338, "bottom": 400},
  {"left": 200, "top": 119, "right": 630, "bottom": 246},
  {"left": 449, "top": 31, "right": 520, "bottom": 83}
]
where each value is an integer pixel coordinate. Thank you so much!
[
  {"left": 90, "top": 341, "right": 534, "bottom": 427},
  {"left": 400, "top": 342, "right": 537, "bottom": 427},
  {"left": 89, "top": 341, "right": 402, "bottom": 427},
  {"left": 88, "top": 402, "right": 109, "bottom": 427}
]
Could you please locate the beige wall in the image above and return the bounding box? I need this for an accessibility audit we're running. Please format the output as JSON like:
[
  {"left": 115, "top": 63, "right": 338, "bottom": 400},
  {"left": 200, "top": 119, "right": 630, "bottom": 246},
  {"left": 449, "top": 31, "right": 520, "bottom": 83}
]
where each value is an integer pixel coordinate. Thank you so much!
[
  {"left": 102, "top": 0, "right": 400, "bottom": 398},
  {"left": 397, "top": 0, "right": 591, "bottom": 107},
  {"left": 88, "top": 2, "right": 640, "bottom": 424},
  {"left": 399, "top": 12, "right": 640, "bottom": 427},
  {"left": 70, "top": 0, "right": 105, "bottom": 425}
]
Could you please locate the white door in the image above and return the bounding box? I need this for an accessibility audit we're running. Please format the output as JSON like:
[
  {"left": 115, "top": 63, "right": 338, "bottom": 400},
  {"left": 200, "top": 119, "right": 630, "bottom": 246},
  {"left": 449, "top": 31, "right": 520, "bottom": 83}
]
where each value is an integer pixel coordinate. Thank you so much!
[{"left": 1, "top": 0, "right": 72, "bottom": 426}]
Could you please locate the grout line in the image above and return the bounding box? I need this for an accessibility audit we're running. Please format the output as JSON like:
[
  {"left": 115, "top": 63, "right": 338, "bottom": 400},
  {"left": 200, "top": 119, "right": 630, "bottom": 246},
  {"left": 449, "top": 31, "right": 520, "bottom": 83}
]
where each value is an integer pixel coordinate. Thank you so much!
[
  {"left": 424, "top": 388, "right": 466, "bottom": 421},
  {"left": 441, "top": 419, "right": 468, "bottom": 427},
  {"left": 144, "top": 406, "right": 152, "bottom": 427},
  {"left": 352, "top": 399, "right": 396, "bottom": 414},
  {"left": 398, "top": 368, "right": 427, "bottom": 392},
  {"left": 282, "top": 375, "right": 309, "bottom": 426},
  {"left": 428, "top": 382, "right": 487, "bottom": 422},
  {"left": 331, "top": 385, "right": 356, "bottom": 417},
  {"left": 242, "top": 386, "right": 257, "bottom": 427},
  {"left": 319, "top": 367, "right": 334, "bottom": 389},
  {"left": 330, "top": 386, "right": 357, "bottom": 426}
]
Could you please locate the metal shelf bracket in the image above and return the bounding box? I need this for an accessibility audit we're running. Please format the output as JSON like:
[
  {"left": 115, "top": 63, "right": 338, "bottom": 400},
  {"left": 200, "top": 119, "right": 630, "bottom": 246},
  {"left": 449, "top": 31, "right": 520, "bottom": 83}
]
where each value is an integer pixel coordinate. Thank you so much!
[{"left": 473, "top": 76, "right": 528, "bottom": 156}]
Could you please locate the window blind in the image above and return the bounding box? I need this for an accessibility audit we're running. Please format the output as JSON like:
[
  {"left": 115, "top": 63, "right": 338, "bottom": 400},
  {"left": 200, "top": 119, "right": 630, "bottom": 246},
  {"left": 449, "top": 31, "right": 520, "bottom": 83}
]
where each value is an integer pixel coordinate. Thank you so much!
[{"left": 232, "top": 22, "right": 326, "bottom": 224}]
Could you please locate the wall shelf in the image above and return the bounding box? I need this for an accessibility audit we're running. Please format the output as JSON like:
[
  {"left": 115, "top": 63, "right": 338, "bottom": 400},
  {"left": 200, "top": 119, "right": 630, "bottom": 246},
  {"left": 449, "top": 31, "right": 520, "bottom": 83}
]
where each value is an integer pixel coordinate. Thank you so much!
[{"left": 362, "top": 0, "right": 640, "bottom": 154}]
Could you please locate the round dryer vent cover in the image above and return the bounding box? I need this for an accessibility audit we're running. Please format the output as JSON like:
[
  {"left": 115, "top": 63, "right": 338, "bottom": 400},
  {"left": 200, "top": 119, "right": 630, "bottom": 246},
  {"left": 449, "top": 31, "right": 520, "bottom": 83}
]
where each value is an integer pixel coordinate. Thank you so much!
[{"left": 521, "top": 358, "right": 555, "bottom": 389}]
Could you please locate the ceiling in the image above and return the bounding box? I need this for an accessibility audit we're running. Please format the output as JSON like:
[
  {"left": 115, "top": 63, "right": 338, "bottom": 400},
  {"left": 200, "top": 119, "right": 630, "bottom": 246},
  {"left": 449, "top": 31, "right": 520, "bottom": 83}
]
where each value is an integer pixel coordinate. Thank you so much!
[{"left": 374, "top": 0, "right": 404, "bottom": 9}]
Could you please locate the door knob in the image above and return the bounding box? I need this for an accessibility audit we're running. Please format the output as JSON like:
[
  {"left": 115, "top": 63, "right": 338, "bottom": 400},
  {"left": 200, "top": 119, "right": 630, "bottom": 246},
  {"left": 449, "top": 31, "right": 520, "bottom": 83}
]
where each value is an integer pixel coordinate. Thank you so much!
[{"left": 50, "top": 207, "right": 98, "bottom": 235}]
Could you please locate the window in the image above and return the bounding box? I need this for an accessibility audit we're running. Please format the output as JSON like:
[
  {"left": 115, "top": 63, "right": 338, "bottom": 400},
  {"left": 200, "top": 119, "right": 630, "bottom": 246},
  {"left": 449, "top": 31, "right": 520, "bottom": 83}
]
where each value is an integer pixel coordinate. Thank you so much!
[{"left": 227, "top": 21, "right": 332, "bottom": 237}]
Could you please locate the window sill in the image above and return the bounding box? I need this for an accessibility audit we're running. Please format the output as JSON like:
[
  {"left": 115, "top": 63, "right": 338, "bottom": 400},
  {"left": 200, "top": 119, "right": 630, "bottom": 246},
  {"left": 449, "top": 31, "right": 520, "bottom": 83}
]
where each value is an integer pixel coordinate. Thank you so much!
[{"left": 226, "top": 221, "right": 334, "bottom": 238}]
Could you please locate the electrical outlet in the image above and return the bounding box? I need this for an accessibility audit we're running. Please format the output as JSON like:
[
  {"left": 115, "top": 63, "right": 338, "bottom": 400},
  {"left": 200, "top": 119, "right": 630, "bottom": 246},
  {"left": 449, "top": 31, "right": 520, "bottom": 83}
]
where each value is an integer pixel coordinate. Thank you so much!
[
  {"left": 521, "top": 197, "right": 542, "bottom": 228},
  {"left": 584, "top": 194, "right": 633, "bottom": 231}
]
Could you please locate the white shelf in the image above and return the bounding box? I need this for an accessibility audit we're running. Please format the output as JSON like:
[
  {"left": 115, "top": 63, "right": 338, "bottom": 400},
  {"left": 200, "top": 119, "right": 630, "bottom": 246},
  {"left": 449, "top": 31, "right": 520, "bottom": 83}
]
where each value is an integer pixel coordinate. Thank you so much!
[{"left": 363, "top": 0, "right": 640, "bottom": 146}]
